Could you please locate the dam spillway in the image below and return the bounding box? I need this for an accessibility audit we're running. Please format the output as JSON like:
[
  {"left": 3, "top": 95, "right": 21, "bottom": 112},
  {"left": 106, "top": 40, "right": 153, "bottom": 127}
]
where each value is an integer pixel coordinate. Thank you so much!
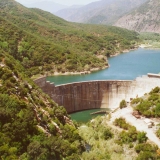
[{"left": 34, "top": 74, "right": 160, "bottom": 113}]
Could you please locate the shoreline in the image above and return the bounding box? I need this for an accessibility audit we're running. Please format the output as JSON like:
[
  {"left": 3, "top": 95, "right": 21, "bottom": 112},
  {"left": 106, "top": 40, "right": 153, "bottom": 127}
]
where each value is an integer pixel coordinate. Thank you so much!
[
  {"left": 110, "top": 46, "right": 139, "bottom": 57},
  {"left": 51, "top": 66, "right": 108, "bottom": 76},
  {"left": 32, "top": 66, "right": 108, "bottom": 80},
  {"left": 31, "top": 45, "right": 139, "bottom": 80},
  {"left": 139, "top": 43, "right": 160, "bottom": 49}
]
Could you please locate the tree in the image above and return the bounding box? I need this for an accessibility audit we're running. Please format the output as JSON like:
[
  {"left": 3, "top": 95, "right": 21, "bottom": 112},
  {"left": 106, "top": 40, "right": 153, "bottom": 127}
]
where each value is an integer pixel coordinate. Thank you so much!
[
  {"left": 137, "top": 132, "right": 148, "bottom": 143},
  {"left": 102, "top": 128, "right": 113, "bottom": 140},
  {"left": 119, "top": 100, "right": 127, "bottom": 109}
]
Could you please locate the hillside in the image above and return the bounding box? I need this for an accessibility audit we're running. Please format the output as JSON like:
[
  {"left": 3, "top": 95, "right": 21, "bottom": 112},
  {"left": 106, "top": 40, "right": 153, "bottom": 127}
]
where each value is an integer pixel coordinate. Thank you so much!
[
  {"left": 0, "top": 0, "right": 140, "bottom": 77},
  {"left": 114, "top": 0, "right": 160, "bottom": 33},
  {"left": 55, "top": 0, "right": 147, "bottom": 25},
  {"left": 0, "top": 51, "right": 85, "bottom": 159},
  {"left": 1, "top": 1, "right": 160, "bottom": 159}
]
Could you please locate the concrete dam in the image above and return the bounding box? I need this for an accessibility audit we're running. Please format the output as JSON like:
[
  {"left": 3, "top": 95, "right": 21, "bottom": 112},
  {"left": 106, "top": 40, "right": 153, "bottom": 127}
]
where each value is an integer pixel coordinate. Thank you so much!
[{"left": 34, "top": 74, "right": 160, "bottom": 113}]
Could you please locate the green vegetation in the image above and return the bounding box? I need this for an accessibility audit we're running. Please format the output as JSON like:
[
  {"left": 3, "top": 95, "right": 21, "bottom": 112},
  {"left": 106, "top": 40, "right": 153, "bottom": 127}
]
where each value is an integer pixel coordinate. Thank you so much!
[
  {"left": 0, "top": 52, "right": 85, "bottom": 159},
  {"left": 139, "top": 32, "right": 160, "bottom": 48},
  {"left": 114, "top": 118, "right": 160, "bottom": 160},
  {"left": 1, "top": 0, "right": 159, "bottom": 159},
  {"left": 78, "top": 116, "right": 159, "bottom": 160},
  {"left": 135, "top": 143, "right": 159, "bottom": 160},
  {"left": 114, "top": 117, "right": 131, "bottom": 130},
  {"left": 0, "top": 0, "right": 139, "bottom": 77},
  {"left": 119, "top": 99, "right": 127, "bottom": 109},
  {"left": 79, "top": 117, "right": 128, "bottom": 160},
  {"left": 114, "top": 118, "right": 148, "bottom": 145},
  {"left": 131, "top": 87, "right": 160, "bottom": 118}
]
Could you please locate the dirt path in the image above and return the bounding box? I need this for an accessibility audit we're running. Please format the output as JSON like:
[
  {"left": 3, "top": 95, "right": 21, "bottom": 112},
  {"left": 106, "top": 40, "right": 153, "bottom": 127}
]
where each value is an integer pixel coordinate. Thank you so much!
[{"left": 110, "top": 106, "right": 160, "bottom": 148}]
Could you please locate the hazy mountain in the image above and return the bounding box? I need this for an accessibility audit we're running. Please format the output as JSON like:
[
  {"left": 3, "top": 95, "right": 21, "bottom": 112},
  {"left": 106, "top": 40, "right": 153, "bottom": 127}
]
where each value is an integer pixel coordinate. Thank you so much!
[
  {"left": 23, "top": 1, "right": 67, "bottom": 13},
  {"left": 114, "top": 0, "right": 160, "bottom": 33},
  {"left": 55, "top": 0, "right": 147, "bottom": 24}
]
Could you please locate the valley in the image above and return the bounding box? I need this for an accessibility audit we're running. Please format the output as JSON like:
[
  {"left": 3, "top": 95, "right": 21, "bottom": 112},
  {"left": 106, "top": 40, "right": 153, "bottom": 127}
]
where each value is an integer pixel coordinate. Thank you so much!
[{"left": 1, "top": 0, "right": 160, "bottom": 159}]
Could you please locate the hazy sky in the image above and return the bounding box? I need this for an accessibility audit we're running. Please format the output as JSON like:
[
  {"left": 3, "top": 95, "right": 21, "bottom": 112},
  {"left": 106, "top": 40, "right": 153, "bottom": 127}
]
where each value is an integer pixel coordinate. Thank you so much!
[{"left": 15, "top": 0, "right": 100, "bottom": 6}]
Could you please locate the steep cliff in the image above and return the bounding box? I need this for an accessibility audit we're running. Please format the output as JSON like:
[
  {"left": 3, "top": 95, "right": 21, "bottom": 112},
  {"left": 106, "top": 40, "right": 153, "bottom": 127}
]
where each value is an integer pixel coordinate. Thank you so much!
[{"left": 115, "top": 0, "right": 160, "bottom": 33}]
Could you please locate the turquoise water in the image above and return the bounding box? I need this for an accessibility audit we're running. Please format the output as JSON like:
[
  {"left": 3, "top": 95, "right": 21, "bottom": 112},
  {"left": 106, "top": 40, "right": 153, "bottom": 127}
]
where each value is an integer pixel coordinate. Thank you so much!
[
  {"left": 70, "top": 108, "right": 109, "bottom": 123},
  {"left": 47, "top": 48, "right": 160, "bottom": 85}
]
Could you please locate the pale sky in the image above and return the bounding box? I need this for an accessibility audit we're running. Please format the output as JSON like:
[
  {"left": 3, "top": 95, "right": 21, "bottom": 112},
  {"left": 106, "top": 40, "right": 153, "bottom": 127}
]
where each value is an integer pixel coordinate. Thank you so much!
[{"left": 15, "top": 0, "right": 100, "bottom": 6}]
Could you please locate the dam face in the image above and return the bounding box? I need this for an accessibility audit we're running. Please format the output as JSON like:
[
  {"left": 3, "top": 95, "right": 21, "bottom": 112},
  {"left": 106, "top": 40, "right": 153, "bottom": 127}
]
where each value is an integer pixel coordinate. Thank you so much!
[{"left": 34, "top": 74, "right": 160, "bottom": 113}]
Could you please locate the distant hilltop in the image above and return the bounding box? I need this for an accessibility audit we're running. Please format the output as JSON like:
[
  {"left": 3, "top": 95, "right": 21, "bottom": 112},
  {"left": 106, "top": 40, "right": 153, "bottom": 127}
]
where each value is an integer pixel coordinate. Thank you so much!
[{"left": 114, "top": 0, "right": 160, "bottom": 33}]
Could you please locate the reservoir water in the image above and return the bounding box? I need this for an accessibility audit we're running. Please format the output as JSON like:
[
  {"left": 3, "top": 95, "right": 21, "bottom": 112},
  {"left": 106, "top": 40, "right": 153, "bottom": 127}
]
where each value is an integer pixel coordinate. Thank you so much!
[
  {"left": 47, "top": 48, "right": 160, "bottom": 85},
  {"left": 70, "top": 108, "right": 110, "bottom": 123},
  {"left": 47, "top": 48, "right": 160, "bottom": 122}
]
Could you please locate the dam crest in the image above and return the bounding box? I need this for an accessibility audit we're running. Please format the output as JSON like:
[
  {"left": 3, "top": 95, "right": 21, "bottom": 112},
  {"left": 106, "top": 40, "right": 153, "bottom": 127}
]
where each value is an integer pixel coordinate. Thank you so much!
[{"left": 34, "top": 74, "right": 160, "bottom": 113}]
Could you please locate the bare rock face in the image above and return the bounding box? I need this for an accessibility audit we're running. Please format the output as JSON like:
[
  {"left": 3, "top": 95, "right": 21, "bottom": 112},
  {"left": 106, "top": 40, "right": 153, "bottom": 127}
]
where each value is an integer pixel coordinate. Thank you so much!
[
  {"left": 55, "top": 0, "right": 147, "bottom": 25},
  {"left": 114, "top": 0, "right": 160, "bottom": 33}
]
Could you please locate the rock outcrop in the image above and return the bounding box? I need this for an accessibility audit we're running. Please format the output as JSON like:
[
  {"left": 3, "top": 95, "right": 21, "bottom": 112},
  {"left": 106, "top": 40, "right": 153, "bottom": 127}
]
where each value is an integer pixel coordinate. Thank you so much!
[
  {"left": 55, "top": 0, "right": 147, "bottom": 25},
  {"left": 114, "top": 0, "right": 160, "bottom": 33}
]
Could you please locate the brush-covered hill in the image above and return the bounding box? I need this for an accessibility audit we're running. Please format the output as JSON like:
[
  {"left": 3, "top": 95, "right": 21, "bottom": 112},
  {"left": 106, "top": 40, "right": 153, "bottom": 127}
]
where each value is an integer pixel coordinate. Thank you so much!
[
  {"left": 114, "top": 0, "right": 160, "bottom": 33},
  {"left": 0, "top": 0, "right": 139, "bottom": 77},
  {"left": 55, "top": 0, "right": 147, "bottom": 25},
  {"left": 0, "top": 51, "right": 85, "bottom": 159}
]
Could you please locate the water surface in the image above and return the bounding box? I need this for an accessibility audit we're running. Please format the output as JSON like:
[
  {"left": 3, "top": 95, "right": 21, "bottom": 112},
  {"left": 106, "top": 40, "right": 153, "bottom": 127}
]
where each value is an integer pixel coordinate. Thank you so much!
[
  {"left": 70, "top": 108, "right": 109, "bottom": 123},
  {"left": 47, "top": 48, "right": 160, "bottom": 85}
]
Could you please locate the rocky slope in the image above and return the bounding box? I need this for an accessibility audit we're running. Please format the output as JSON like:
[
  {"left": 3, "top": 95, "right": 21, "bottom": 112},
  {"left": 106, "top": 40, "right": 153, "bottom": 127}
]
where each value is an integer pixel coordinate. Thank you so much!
[
  {"left": 55, "top": 0, "right": 147, "bottom": 25},
  {"left": 114, "top": 0, "right": 160, "bottom": 33}
]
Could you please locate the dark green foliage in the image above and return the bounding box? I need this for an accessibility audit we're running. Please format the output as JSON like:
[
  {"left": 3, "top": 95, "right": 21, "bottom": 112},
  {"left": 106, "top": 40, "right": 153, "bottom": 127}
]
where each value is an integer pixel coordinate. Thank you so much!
[
  {"left": 102, "top": 128, "right": 114, "bottom": 140},
  {"left": 135, "top": 143, "right": 159, "bottom": 160},
  {"left": 131, "top": 97, "right": 143, "bottom": 105},
  {"left": 137, "top": 132, "right": 148, "bottom": 143},
  {"left": 150, "top": 87, "right": 160, "bottom": 94},
  {"left": 114, "top": 118, "right": 147, "bottom": 145},
  {"left": 136, "top": 100, "right": 153, "bottom": 117},
  {"left": 118, "top": 126, "right": 137, "bottom": 144},
  {"left": 119, "top": 99, "right": 127, "bottom": 109},
  {"left": 132, "top": 87, "right": 160, "bottom": 118},
  {"left": 114, "top": 117, "right": 131, "bottom": 130}
]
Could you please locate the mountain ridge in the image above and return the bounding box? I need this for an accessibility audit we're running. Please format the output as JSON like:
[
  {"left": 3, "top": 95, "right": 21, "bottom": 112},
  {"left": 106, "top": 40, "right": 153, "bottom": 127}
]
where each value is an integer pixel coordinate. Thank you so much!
[
  {"left": 114, "top": 0, "right": 160, "bottom": 33},
  {"left": 55, "top": 0, "right": 147, "bottom": 25}
]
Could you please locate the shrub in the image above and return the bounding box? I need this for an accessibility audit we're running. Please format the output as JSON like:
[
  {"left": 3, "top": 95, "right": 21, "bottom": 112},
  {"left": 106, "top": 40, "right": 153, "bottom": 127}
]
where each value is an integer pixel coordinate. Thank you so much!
[
  {"left": 102, "top": 128, "right": 114, "bottom": 140},
  {"left": 114, "top": 117, "right": 131, "bottom": 130},
  {"left": 119, "top": 100, "right": 127, "bottom": 109},
  {"left": 131, "top": 98, "right": 143, "bottom": 105},
  {"left": 137, "top": 132, "right": 148, "bottom": 143},
  {"left": 150, "top": 87, "right": 160, "bottom": 94}
]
